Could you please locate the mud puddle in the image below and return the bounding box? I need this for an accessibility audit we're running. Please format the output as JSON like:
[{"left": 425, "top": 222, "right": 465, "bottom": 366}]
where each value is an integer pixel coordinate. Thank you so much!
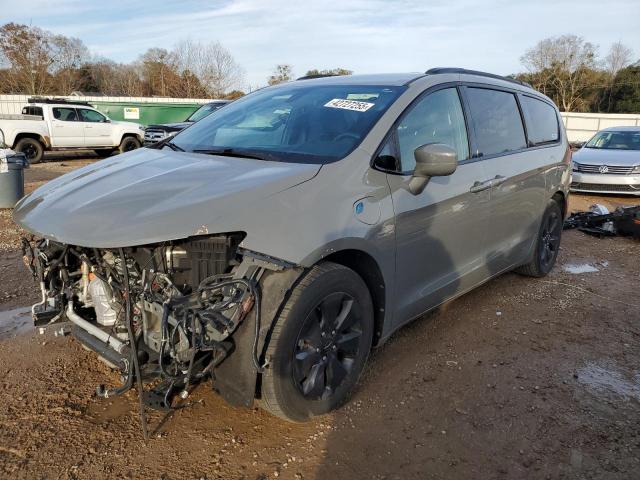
[
  {"left": 577, "top": 362, "right": 640, "bottom": 401},
  {"left": 0, "top": 306, "right": 33, "bottom": 340}
]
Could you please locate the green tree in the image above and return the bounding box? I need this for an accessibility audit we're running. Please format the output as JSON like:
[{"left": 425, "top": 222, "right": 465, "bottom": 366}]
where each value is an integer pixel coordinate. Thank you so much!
[
  {"left": 268, "top": 64, "right": 293, "bottom": 85},
  {"left": 304, "top": 68, "right": 352, "bottom": 77},
  {"left": 606, "top": 65, "right": 640, "bottom": 113}
]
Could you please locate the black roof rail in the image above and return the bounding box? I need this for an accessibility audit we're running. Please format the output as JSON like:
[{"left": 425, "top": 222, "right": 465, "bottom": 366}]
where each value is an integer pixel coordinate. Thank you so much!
[
  {"left": 28, "top": 97, "right": 93, "bottom": 107},
  {"left": 425, "top": 68, "right": 533, "bottom": 88},
  {"left": 296, "top": 74, "right": 338, "bottom": 81}
]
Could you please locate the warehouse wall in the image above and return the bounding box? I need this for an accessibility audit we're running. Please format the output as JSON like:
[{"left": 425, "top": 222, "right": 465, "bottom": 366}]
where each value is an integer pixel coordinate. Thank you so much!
[{"left": 561, "top": 112, "right": 640, "bottom": 142}]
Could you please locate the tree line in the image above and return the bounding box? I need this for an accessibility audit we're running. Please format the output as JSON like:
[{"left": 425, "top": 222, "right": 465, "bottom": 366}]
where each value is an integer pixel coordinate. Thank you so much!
[
  {"left": 0, "top": 23, "right": 245, "bottom": 99},
  {"left": 516, "top": 35, "right": 639, "bottom": 113},
  {"left": 1, "top": 23, "right": 638, "bottom": 113}
]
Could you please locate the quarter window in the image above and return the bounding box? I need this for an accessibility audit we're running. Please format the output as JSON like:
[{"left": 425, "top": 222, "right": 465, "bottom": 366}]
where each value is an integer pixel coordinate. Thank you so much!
[
  {"left": 52, "top": 107, "right": 78, "bottom": 122},
  {"left": 396, "top": 88, "right": 469, "bottom": 172},
  {"left": 520, "top": 96, "right": 559, "bottom": 145},
  {"left": 465, "top": 88, "right": 526, "bottom": 156}
]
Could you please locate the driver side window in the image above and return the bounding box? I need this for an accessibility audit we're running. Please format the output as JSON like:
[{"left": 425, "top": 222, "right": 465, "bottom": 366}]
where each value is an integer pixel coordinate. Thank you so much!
[{"left": 397, "top": 88, "right": 469, "bottom": 173}]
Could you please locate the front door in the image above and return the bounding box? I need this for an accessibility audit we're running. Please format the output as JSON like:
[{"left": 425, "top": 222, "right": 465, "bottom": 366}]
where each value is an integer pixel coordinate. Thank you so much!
[
  {"left": 78, "top": 108, "right": 113, "bottom": 147},
  {"left": 50, "top": 107, "right": 84, "bottom": 147},
  {"left": 386, "top": 86, "right": 492, "bottom": 327}
]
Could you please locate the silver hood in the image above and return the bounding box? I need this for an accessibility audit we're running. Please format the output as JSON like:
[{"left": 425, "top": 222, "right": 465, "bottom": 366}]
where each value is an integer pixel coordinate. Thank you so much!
[
  {"left": 13, "top": 148, "right": 320, "bottom": 247},
  {"left": 573, "top": 147, "right": 640, "bottom": 166}
]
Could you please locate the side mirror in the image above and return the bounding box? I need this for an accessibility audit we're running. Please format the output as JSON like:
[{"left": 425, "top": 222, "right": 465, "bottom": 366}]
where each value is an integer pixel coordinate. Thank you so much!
[{"left": 408, "top": 143, "right": 458, "bottom": 195}]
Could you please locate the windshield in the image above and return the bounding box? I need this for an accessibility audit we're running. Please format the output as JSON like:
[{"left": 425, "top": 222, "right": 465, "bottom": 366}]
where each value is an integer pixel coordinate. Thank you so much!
[
  {"left": 172, "top": 84, "right": 405, "bottom": 163},
  {"left": 585, "top": 131, "right": 640, "bottom": 150},
  {"left": 187, "top": 103, "right": 227, "bottom": 122}
]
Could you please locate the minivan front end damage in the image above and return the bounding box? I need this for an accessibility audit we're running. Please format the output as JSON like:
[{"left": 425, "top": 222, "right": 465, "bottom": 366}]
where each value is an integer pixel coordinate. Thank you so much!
[{"left": 22, "top": 233, "right": 302, "bottom": 430}]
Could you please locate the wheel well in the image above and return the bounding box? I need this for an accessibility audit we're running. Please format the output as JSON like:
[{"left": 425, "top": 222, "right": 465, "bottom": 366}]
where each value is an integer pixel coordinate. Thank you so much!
[
  {"left": 321, "top": 250, "right": 386, "bottom": 344},
  {"left": 552, "top": 191, "right": 567, "bottom": 218},
  {"left": 120, "top": 133, "right": 142, "bottom": 144},
  {"left": 14, "top": 133, "right": 46, "bottom": 149}
]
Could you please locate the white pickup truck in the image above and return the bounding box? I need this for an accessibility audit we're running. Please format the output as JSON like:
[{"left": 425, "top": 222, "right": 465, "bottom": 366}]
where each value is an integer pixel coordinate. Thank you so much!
[{"left": 0, "top": 100, "right": 144, "bottom": 163}]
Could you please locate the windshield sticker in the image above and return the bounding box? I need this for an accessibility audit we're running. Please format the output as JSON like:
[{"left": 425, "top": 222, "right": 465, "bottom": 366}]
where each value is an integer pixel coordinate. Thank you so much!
[{"left": 324, "top": 98, "right": 375, "bottom": 112}]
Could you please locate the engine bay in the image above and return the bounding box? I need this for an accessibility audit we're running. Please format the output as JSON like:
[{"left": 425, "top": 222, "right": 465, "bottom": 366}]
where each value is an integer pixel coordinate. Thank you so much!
[{"left": 21, "top": 233, "right": 282, "bottom": 437}]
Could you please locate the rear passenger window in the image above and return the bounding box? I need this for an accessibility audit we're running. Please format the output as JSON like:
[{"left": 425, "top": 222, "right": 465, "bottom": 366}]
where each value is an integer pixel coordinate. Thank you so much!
[
  {"left": 465, "top": 88, "right": 526, "bottom": 157},
  {"left": 520, "top": 96, "right": 559, "bottom": 145}
]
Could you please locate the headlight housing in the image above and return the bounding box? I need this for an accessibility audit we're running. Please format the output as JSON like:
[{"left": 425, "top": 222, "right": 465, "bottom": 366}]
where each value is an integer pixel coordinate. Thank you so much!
[
  {"left": 0, "top": 128, "right": 5, "bottom": 148},
  {"left": 571, "top": 161, "right": 580, "bottom": 172},
  {"left": 632, "top": 165, "right": 640, "bottom": 174}
]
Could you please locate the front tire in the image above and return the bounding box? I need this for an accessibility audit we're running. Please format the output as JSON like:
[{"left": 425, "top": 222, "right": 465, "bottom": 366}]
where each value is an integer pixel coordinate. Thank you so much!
[
  {"left": 516, "top": 199, "right": 563, "bottom": 277},
  {"left": 118, "top": 136, "right": 141, "bottom": 154},
  {"left": 14, "top": 137, "right": 44, "bottom": 164},
  {"left": 260, "top": 262, "right": 374, "bottom": 422}
]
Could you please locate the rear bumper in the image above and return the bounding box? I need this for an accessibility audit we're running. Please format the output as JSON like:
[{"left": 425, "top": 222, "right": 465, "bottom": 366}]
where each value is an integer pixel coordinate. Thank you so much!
[{"left": 570, "top": 172, "right": 640, "bottom": 195}]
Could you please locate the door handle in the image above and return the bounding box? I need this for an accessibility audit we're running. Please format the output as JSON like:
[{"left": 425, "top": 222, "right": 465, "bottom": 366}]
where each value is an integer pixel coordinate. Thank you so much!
[{"left": 469, "top": 180, "right": 492, "bottom": 193}]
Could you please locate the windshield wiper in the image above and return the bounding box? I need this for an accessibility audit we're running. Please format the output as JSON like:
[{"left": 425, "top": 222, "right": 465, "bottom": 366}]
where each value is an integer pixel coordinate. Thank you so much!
[
  {"left": 164, "top": 140, "right": 185, "bottom": 152},
  {"left": 191, "top": 148, "right": 278, "bottom": 161},
  {"left": 150, "top": 136, "right": 185, "bottom": 151}
]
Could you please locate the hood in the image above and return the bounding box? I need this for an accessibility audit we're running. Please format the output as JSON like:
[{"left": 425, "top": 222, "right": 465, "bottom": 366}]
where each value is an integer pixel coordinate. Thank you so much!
[
  {"left": 573, "top": 147, "right": 640, "bottom": 166},
  {"left": 13, "top": 148, "right": 321, "bottom": 247},
  {"left": 147, "top": 122, "right": 191, "bottom": 131}
]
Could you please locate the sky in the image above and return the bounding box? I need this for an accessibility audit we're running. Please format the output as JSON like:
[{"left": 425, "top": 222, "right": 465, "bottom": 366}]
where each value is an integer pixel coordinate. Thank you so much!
[{"left": 2, "top": 0, "right": 639, "bottom": 90}]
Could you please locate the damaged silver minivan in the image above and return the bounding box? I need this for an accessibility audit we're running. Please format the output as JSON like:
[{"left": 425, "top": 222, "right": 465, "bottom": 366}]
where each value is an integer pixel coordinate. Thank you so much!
[{"left": 14, "top": 69, "right": 571, "bottom": 423}]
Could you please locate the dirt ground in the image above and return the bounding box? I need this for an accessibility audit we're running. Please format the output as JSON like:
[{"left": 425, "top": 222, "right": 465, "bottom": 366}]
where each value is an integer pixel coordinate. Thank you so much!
[{"left": 0, "top": 158, "right": 639, "bottom": 480}]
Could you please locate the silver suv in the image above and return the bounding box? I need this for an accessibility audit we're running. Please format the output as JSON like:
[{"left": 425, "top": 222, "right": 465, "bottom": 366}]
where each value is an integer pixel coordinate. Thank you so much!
[{"left": 14, "top": 69, "right": 570, "bottom": 423}]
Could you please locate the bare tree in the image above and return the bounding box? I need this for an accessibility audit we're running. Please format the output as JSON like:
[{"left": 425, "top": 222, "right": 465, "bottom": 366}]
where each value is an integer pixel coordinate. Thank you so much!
[
  {"left": 173, "top": 39, "right": 244, "bottom": 97},
  {"left": 50, "top": 35, "right": 90, "bottom": 94},
  {"left": 521, "top": 35, "right": 597, "bottom": 111},
  {"left": 140, "top": 48, "right": 177, "bottom": 97},
  {"left": 268, "top": 64, "right": 293, "bottom": 85},
  {"left": 604, "top": 41, "right": 633, "bottom": 76},
  {"left": 0, "top": 23, "right": 55, "bottom": 94}
]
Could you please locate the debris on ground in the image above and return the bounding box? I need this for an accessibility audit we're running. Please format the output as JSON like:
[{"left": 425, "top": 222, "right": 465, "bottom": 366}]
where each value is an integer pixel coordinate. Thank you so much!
[{"left": 564, "top": 204, "right": 640, "bottom": 238}]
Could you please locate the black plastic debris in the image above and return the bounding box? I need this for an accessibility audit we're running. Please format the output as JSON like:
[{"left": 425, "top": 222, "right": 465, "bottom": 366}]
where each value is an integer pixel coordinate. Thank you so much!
[{"left": 564, "top": 204, "right": 640, "bottom": 238}]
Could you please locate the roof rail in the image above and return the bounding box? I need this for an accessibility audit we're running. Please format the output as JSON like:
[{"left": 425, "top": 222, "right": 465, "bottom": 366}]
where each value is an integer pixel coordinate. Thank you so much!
[
  {"left": 28, "top": 97, "right": 93, "bottom": 107},
  {"left": 425, "top": 68, "right": 533, "bottom": 88},
  {"left": 296, "top": 74, "right": 338, "bottom": 81}
]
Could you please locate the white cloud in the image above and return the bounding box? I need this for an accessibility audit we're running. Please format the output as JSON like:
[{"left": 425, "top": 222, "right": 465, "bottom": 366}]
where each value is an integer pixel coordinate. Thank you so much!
[{"left": 4, "top": 0, "right": 639, "bottom": 90}]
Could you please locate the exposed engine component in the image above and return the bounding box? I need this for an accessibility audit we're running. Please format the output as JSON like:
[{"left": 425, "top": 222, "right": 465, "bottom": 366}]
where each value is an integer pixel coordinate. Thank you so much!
[{"left": 21, "top": 232, "right": 276, "bottom": 438}]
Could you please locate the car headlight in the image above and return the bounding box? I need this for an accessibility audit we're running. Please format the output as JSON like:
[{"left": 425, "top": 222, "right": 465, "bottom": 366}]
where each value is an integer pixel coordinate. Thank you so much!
[
  {"left": 0, "top": 128, "right": 4, "bottom": 148},
  {"left": 572, "top": 161, "right": 580, "bottom": 172},
  {"left": 139, "top": 125, "right": 145, "bottom": 131},
  {"left": 632, "top": 165, "right": 640, "bottom": 174}
]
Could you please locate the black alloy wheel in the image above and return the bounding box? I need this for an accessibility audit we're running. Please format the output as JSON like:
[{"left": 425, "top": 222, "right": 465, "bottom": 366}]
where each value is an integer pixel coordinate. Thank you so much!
[
  {"left": 292, "top": 292, "right": 363, "bottom": 399},
  {"left": 539, "top": 207, "right": 561, "bottom": 271}
]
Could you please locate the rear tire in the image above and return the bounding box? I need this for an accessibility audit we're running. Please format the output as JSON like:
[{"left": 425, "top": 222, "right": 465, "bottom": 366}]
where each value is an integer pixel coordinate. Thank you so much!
[
  {"left": 15, "top": 138, "right": 44, "bottom": 164},
  {"left": 260, "top": 262, "right": 374, "bottom": 422},
  {"left": 117, "top": 136, "right": 141, "bottom": 154},
  {"left": 516, "top": 200, "right": 563, "bottom": 277}
]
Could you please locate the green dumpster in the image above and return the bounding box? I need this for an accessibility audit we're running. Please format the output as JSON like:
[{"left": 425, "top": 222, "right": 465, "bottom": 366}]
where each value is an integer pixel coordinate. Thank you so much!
[{"left": 92, "top": 102, "right": 203, "bottom": 127}]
